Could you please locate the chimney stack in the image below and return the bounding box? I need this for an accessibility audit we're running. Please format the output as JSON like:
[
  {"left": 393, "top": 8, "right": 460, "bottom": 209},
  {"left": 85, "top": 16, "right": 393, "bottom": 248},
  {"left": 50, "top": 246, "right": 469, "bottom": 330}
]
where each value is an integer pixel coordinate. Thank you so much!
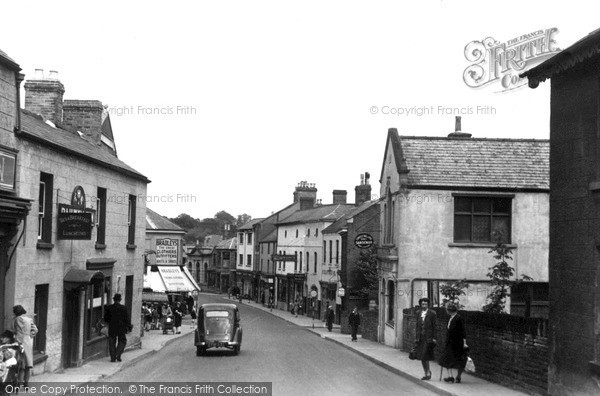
[
  {"left": 447, "top": 116, "right": 472, "bottom": 138},
  {"left": 24, "top": 70, "right": 65, "bottom": 125},
  {"left": 62, "top": 100, "right": 104, "bottom": 145},
  {"left": 355, "top": 172, "right": 372, "bottom": 205},
  {"left": 332, "top": 190, "right": 347, "bottom": 205},
  {"left": 294, "top": 181, "right": 317, "bottom": 210}
]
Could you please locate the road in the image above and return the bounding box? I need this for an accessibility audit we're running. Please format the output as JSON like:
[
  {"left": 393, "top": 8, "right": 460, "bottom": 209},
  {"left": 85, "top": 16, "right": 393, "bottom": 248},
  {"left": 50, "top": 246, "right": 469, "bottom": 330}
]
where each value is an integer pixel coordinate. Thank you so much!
[{"left": 105, "top": 293, "right": 436, "bottom": 396}]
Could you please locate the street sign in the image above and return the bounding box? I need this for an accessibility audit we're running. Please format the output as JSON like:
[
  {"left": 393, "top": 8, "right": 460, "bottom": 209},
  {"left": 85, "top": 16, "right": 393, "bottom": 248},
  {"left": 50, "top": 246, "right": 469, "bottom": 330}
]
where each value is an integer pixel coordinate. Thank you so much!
[{"left": 354, "top": 233, "right": 374, "bottom": 249}]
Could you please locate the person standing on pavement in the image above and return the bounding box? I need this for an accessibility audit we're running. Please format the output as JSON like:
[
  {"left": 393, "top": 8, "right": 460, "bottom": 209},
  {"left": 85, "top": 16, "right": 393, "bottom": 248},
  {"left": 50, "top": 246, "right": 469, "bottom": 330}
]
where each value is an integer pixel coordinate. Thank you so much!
[
  {"left": 103, "top": 294, "right": 131, "bottom": 362},
  {"left": 173, "top": 302, "right": 183, "bottom": 334},
  {"left": 415, "top": 297, "right": 437, "bottom": 380},
  {"left": 439, "top": 303, "right": 468, "bottom": 384},
  {"left": 348, "top": 307, "right": 360, "bottom": 341},
  {"left": 11, "top": 305, "right": 37, "bottom": 387},
  {"left": 326, "top": 306, "right": 335, "bottom": 332}
]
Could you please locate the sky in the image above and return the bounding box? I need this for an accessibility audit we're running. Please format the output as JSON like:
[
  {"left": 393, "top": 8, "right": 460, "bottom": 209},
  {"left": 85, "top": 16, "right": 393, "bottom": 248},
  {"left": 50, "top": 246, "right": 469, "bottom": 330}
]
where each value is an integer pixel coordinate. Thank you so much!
[{"left": 3, "top": 1, "right": 598, "bottom": 221}]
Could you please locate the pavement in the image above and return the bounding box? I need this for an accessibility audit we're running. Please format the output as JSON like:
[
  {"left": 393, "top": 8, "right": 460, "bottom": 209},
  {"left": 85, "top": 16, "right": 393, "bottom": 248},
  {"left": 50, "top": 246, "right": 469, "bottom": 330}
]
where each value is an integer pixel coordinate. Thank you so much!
[{"left": 32, "top": 294, "right": 530, "bottom": 396}]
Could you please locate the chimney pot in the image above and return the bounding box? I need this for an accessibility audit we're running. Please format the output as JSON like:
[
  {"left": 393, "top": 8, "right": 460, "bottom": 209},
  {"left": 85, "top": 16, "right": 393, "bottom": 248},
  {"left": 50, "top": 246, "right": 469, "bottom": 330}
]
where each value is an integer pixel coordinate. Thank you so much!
[
  {"left": 447, "top": 116, "right": 472, "bottom": 138},
  {"left": 34, "top": 69, "right": 44, "bottom": 79},
  {"left": 48, "top": 70, "right": 59, "bottom": 79}
]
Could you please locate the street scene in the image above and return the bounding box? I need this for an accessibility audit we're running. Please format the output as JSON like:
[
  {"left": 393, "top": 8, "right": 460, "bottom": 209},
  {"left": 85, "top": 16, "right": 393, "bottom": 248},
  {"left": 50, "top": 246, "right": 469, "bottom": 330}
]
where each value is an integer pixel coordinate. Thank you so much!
[{"left": 2, "top": 1, "right": 600, "bottom": 396}]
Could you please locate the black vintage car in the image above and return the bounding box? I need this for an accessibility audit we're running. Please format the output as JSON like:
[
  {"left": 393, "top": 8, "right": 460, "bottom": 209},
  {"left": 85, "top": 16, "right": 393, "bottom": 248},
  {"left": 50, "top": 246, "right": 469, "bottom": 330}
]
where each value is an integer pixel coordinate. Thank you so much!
[{"left": 195, "top": 303, "right": 242, "bottom": 356}]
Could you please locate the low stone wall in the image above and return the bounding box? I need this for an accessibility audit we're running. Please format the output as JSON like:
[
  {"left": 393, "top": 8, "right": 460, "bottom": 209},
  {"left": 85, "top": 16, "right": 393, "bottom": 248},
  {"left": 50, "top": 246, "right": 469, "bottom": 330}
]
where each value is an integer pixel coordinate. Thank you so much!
[{"left": 402, "top": 308, "right": 549, "bottom": 395}]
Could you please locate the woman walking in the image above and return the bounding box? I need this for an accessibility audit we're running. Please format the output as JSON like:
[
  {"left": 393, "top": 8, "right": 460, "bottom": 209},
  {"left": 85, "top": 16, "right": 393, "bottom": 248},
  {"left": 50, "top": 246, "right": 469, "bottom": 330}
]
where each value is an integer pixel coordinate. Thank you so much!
[
  {"left": 173, "top": 302, "right": 183, "bottom": 334},
  {"left": 11, "top": 305, "right": 37, "bottom": 388},
  {"left": 415, "top": 298, "right": 436, "bottom": 380},
  {"left": 439, "top": 303, "right": 468, "bottom": 383}
]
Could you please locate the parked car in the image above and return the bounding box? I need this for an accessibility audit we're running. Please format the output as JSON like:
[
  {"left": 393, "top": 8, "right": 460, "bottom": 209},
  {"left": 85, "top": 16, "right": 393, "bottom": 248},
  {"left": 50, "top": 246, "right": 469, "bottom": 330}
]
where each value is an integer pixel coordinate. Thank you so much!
[{"left": 195, "top": 303, "right": 242, "bottom": 356}]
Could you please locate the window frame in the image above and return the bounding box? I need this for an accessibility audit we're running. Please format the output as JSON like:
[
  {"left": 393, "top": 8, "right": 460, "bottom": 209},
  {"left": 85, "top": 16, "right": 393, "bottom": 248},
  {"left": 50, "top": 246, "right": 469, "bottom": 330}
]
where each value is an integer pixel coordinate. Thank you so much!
[{"left": 453, "top": 194, "right": 513, "bottom": 244}]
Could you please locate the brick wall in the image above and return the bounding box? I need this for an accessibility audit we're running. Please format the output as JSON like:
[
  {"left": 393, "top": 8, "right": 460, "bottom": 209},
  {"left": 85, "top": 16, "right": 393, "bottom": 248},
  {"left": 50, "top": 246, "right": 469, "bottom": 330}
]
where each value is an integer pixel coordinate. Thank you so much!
[{"left": 402, "top": 308, "right": 548, "bottom": 395}]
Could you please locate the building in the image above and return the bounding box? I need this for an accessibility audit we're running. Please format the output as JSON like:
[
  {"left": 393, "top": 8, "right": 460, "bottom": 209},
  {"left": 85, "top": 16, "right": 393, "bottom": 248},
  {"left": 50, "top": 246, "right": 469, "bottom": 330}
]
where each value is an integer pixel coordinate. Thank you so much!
[
  {"left": 522, "top": 28, "right": 600, "bottom": 395},
  {"left": 236, "top": 218, "right": 263, "bottom": 298},
  {"left": 213, "top": 237, "right": 237, "bottom": 293},
  {"left": 275, "top": 187, "right": 355, "bottom": 318},
  {"left": 0, "top": 54, "right": 150, "bottom": 373},
  {"left": 377, "top": 123, "right": 549, "bottom": 348}
]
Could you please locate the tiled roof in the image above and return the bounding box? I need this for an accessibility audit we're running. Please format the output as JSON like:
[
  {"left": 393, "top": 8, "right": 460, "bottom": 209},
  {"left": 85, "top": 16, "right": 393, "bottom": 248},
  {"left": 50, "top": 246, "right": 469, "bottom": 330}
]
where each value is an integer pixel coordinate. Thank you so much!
[
  {"left": 0, "top": 48, "right": 19, "bottom": 70},
  {"left": 522, "top": 28, "right": 600, "bottom": 87},
  {"left": 322, "top": 200, "right": 379, "bottom": 234},
  {"left": 278, "top": 204, "right": 356, "bottom": 225},
  {"left": 203, "top": 235, "right": 223, "bottom": 247},
  {"left": 146, "top": 208, "right": 185, "bottom": 232},
  {"left": 19, "top": 110, "right": 149, "bottom": 182},
  {"left": 216, "top": 237, "right": 237, "bottom": 250},
  {"left": 238, "top": 218, "right": 264, "bottom": 230},
  {"left": 384, "top": 130, "right": 549, "bottom": 191}
]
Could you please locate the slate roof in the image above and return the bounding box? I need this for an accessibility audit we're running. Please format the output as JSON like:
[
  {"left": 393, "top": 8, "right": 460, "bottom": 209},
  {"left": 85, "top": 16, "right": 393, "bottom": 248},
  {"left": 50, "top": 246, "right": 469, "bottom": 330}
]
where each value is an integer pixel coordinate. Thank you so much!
[
  {"left": 216, "top": 237, "right": 237, "bottom": 250},
  {"left": 0, "top": 48, "right": 20, "bottom": 70},
  {"left": 322, "top": 200, "right": 379, "bottom": 234},
  {"left": 19, "top": 110, "right": 149, "bottom": 182},
  {"left": 278, "top": 204, "right": 356, "bottom": 225},
  {"left": 382, "top": 130, "right": 549, "bottom": 191},
  {"left": 146, "top": 208, "right": 185, "bottom": 232},
  {"left": 260, "top": 228, "right": 277, "bottom": 243},
  {"left": 238, "top": 218, "right": 264, "bottom": 230},
  {"left": 522, "top": 28, "right": 600, "bottom": 87},
  {"left": 203, "top": 235, "right": 223, "bottom": 247}
]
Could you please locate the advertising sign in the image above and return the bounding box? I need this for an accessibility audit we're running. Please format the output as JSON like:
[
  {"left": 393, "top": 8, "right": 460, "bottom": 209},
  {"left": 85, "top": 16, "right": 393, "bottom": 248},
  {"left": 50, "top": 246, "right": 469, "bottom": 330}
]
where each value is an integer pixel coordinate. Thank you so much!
[
  {"left": 57, "top": 208, "right": 92, "bottom": 240},
  {"left": 354, "top": 233, "right": 374, "bottom": 249},
  {"left": 156, "top": 238, "right": 179, "bottom": 265}
]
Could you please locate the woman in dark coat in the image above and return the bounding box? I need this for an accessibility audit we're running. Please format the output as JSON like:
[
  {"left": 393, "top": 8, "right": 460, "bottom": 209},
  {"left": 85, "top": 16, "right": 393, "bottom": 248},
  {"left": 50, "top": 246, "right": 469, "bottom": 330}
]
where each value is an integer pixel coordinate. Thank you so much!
[
  {"left": 439, "top": 303, "right": 468, "bottom": 383},
  {"left": 173, "top": 303, "right": 183, "bottom": 334},
  {"left": 415, "top": 298, "right": 436, "bottom": 380}
]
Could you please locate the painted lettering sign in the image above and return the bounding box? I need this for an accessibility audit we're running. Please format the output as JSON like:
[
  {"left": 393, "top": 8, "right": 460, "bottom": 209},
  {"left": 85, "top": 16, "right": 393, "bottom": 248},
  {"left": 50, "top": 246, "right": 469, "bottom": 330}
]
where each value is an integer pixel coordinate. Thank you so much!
[{"left": 156, "top": 238, "right": 179, "bottom": 265}]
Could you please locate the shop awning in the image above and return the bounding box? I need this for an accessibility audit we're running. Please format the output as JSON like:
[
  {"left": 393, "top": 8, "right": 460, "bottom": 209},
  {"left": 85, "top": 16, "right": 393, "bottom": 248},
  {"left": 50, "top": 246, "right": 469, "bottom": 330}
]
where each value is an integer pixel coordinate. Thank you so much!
[
  {"left": 143, "top": 266, "right": 200, "bottom": 293},
  {"left": 64, "top": 268, "right": 104, "bottom": 291},
  {"left": 182, "top": 266, "right": 202, "bottom": 292}
]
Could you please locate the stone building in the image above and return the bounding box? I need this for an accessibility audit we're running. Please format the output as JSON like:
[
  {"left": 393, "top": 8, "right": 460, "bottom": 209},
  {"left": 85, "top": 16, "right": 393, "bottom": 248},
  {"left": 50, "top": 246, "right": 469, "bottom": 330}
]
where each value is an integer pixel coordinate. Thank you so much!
[
  {"left": 377, "top": 124, "right": 549, "bottom": 348},
  {"left": 522, "top": 28, "right": 600, "bottom": 395},
  {"left": 0, "top": 51, "right": 150, "bottom": 373}
]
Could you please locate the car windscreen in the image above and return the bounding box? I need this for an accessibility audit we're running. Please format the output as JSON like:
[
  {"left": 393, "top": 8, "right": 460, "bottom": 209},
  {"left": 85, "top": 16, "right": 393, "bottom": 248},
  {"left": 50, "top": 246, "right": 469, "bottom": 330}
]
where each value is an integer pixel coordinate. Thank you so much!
[{"left": 205, "top": 311, "right": 232, "bottom": 335}]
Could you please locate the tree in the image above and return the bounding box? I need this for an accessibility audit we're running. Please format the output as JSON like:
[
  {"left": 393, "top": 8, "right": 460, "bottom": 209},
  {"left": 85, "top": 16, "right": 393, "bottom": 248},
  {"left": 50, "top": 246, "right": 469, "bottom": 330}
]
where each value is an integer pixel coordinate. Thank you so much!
[
  {"left": 440, "top": 279, "right": 469, "bottom": 309},
  {"left": 482, "top": 238, "right": 532, "bottom": 314},
  {"left": 169, "top": 213, "right": 200, "bottom": 230},
  {"left": 236, "top": 213, "right": 252, "bottom": 228},
  {"left": 353, "top": 247, "right": 379, "bottom": 301}
]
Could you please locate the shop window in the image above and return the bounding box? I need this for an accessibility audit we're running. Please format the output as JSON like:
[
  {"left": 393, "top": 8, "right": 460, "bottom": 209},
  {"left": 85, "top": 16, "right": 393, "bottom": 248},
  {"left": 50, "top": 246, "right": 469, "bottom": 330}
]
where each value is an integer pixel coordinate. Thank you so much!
[
  {"left": 96, "top": 187, "right": 107, "bottom": 246},
  {"left": 37, "top": 172, "right": 53, "bottom": 245},
  {"left": 87, "top": 277, "right": 111, "bottom": 340},
  {"left": 34, "top": 284, "right": 49, "bottom": 353},
  {"left": 127, "top": 195, "right": 136, "bottom": 247},
  {"left": 454, "top": 196, "right": 512, "bottom": 243}
]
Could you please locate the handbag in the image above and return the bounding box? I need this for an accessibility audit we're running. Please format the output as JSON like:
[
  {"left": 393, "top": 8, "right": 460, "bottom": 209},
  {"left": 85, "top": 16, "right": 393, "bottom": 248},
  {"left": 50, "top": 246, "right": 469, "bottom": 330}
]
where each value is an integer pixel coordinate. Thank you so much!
[
  {"left": 408, "top": 347, "right": 418, "bottom": 360},
  {"left": 465, "top": 356, "right": 476, "bottom": 373}
]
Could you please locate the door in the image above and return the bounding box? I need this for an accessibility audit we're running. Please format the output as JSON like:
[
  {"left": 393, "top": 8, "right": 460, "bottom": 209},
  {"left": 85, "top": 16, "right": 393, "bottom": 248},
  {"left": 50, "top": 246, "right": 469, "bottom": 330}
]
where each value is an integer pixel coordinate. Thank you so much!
[{"left": 62, "top": 288, "right": 80, "bottom": 368}]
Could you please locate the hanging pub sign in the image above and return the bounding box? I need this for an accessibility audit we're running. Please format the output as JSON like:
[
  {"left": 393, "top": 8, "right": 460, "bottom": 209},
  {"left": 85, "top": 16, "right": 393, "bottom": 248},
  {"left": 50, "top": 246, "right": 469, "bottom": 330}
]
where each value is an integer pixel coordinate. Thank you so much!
[
  {"left": 156, "top": 238, "right": 179, "bottom": 265},
  {"left": 354, "top": 233, "right": 374, "bottom": 249},
  {"left": 57, "top": 186, "right": 93, "bottom": 240}
]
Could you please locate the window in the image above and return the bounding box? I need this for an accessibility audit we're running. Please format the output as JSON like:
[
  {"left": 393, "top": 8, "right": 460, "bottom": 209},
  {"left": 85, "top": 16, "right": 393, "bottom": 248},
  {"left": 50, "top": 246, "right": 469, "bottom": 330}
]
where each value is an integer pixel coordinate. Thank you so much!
[
  {"left": 127, "top": 194, "right": 136, "bottom": 246},
  {"left": 247, "top": 233, "right": 252, "bottom": 245},
  {"left": 314, "top": 252, "right": 317, "bottom": 273},
  {"left": 306, "top": 252, "right": 309, "bottom": 272},
  {"left": 34, "top": 284, "right": 49, "bottom": 353},
  {"left": 294, "top": 251, "right": 298, "bottom": 272},
  {"left": 454, "top": 196, "right": 511, "bottom": 243},
  {"left": 307, "top": 229, "right": 311, "bottom": 237},
  {"left": 329, "top": 240, "right": 333, "bottom": 263},
  {"left": 247, "top": 254, "right": 252, "bottom": 267},
  {"left": 387, "top": 280, "right": 395, "bottom": 323},
  {"left": 323, "top": 242, "right": 326, "bottom": 263},
  {"left": 38, "top": 172, "right": 53, "bottom": 244},
  {"left": 239, "top": 233, "right": 244, "bottom": 244},
  {"left": 296, "top": 229, "right": 298, "bottom": 238},
  {"left": 284, "top": 230, "right": 287, "bottom": 238},
  {"left": 239, "top": 254, "right": 244, "bottom": 265},
  {"left": 335, "top": 240, "right": 339, "bottom": 264},
  {"left": 299, "top": 252, "right": 302, "bottom": 272},
  {"left": 96, "top": 187, "right": 107, "bottom": 246},
  {"left": 315, "top": 228, "right": 318, "bottom": 237}
]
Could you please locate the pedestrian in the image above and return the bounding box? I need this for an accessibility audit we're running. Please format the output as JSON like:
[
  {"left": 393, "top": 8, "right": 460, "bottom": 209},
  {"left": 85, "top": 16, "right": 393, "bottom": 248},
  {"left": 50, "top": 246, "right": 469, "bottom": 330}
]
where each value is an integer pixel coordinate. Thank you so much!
[
  {"left": 438, "top": 303, "right": 468, "bottom": 384},
  {"left": 326, "top": 306, "right": 335, "bottom": 332},
  {"left": 11, "top": 305, "right": 37, "bottom": 387},
  {"left": 415, "top": 297, "right": 437, "bottom": 380},
  {"left": 349, "top": 307, "right": 360, "bottom": 341},
  {"left": 173, "top": 302, "right": 183, "bottom": 334},
  {"left": 186, "top": 293, "right": 195, "bottom": 315},
  {"left": 103, "top": 294, "right": 131, "bottom": 362}
]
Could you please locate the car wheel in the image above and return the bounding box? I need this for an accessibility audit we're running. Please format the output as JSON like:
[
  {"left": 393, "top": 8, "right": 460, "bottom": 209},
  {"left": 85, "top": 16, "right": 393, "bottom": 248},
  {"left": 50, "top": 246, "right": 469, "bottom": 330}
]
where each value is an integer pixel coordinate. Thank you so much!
[
  {"left": 196, "top": 346, "right": 205, "bottom": 356},
  {"left": 233, "top": 345, "right": 240, "bottom": 355}
]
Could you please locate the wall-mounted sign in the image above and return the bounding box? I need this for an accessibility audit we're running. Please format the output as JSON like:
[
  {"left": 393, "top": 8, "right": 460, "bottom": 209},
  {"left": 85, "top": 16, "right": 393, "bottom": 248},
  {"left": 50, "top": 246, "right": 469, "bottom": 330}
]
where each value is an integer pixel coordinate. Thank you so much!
[
  {"left": 71, "top": 186, "right": 86, "bottom": 209},
  {"left": 271, "top": 254, "right": 297, "bottom": 262},
  {"left": 0, "top": 149, "right": 16, "bottom": 191},
  {"left": 57, "top": 210, "right": 92, "bottom": 239},
  {"left": 156, "top": 238, "right": 179, "bottom": 265},
  {"left": 354, "top": 233, "right": 374, "bottom": 249}
]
